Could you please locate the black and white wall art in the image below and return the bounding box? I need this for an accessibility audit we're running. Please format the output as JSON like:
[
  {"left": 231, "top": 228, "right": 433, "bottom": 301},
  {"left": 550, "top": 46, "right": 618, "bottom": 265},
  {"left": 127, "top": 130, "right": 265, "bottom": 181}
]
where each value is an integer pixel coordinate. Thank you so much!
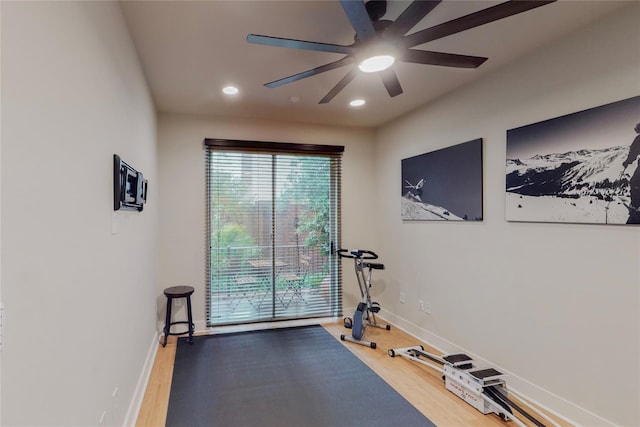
[
  {"left": 506, "top": 95, "right": 640, "bottom": 225},
  {"left": 401, "top": 138, "right": 483, "bottom": 221}
]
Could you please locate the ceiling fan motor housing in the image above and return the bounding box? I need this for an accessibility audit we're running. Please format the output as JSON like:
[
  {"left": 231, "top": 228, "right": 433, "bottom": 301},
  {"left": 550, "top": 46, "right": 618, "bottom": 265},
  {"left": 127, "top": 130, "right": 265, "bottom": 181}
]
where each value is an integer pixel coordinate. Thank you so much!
[{"left": 366, "top": 0, "right": 387, "bottom": 22}]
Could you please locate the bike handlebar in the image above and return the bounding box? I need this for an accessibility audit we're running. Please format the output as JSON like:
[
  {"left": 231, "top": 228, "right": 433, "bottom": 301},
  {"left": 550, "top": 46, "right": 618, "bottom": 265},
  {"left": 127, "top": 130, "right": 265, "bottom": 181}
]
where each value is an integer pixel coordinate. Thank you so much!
[{"left": 336, "top": 248, "right": 378, "bottom": 260}]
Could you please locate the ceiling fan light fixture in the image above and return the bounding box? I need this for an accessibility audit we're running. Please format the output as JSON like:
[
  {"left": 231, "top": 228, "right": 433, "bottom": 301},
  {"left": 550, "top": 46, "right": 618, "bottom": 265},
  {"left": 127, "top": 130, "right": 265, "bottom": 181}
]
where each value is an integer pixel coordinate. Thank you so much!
[
  {"left": 350, "top": 99, "right": 366, "bottom": 107},
  {"left": 222, "top": 86, "right": 239, "bottom": 95},
  {"left": 358, "top": 54, "right": 395, "bottom": 73}
]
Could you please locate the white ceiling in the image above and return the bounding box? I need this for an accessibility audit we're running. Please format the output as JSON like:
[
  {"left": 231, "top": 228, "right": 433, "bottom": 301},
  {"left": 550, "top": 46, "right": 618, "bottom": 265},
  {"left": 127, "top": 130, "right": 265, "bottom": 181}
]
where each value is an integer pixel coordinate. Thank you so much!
[{"left": 120, "top": 0, "right": 628, "bottom": 128}]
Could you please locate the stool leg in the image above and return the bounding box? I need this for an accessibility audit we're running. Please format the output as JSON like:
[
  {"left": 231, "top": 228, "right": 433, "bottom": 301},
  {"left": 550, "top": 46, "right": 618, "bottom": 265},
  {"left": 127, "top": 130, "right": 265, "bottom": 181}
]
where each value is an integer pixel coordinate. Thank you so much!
[
  {"left": 163, "top": 296, "right": 172, "bottom": 347},
  {"left": 186, "top": 295, "right": 194, "bottom": 344}
]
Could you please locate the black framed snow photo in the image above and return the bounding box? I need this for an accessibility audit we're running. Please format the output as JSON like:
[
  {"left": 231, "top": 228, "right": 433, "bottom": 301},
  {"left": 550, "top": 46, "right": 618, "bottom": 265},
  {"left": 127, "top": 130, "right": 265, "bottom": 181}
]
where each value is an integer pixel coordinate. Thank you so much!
[
  {"left": 506, "top": 95, "right": 640, "bottom": 225},
  {"left": 401, "top": 138, "right": 483, "bottom": 221}
]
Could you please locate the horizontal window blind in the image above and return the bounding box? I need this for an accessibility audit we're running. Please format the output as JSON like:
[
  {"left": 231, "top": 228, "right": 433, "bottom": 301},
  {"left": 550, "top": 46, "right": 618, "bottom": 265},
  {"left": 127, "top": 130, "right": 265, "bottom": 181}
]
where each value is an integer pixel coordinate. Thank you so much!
[{"left": 205, "top": 140, "right": 343, "bottom": 326}]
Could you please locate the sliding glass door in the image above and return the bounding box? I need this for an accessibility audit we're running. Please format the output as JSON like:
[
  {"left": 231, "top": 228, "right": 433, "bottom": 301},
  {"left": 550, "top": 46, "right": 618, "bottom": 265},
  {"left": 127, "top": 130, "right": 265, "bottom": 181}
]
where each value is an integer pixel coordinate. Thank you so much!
[{"left": 206, "top": 141, "right": 342, "bottom": 326}]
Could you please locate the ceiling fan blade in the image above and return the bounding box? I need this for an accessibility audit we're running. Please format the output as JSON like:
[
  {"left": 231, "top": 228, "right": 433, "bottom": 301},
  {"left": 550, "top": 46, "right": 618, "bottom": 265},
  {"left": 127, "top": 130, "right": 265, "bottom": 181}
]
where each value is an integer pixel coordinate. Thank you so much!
[
  {"left": 340, "top": 0, "right": 376, "bottom": 43},
  {"left": 401, "top": 49, "right": 487, "bottom": 68},
  {"left": 265, "top": 56, "right": 354, "bottom": 88},
  {"left": 385, "top": 1, "right": 441, "bottom": 38},
  {"left": 319, "top": 68, "right": 357, "bottom": 104},
  {"left": 380, "top": 69, "right": 403, "bottom": 97},
  {"left": 247, "top": 34, "right": 354, "bottom": 55},
  {"left": 404, "top": 0, "right": 556, "bottom": 47}
]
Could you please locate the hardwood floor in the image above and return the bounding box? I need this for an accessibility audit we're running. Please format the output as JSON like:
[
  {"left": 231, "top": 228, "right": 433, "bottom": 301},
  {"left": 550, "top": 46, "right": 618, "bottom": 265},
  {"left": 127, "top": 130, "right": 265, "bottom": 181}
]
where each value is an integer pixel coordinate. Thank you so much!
[{"left": 135, "top": 320, "right": 571, "bottom": 427}]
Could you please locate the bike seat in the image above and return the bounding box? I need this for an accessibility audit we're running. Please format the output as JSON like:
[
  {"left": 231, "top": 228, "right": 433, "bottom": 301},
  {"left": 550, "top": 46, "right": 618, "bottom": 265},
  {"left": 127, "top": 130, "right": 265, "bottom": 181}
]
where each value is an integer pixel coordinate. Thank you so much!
[{"left": 364, "top": 262, "right": 385, "bottom": 270}]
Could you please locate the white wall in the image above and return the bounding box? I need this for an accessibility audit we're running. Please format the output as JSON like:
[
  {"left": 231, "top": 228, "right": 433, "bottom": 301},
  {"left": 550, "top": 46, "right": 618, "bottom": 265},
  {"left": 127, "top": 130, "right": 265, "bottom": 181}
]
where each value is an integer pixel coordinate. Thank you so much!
[
  {"left": 157, "top": 114, "right": 375, "bottom": 329},
  {"left": 374, "top": 4, "right": 640, "bottom": 427},
  {"left": 1, "top": 2, "right": 158, "bottom": 426},
  {"left": 0, "top": 2, "right": 4, "bottom": 423}
]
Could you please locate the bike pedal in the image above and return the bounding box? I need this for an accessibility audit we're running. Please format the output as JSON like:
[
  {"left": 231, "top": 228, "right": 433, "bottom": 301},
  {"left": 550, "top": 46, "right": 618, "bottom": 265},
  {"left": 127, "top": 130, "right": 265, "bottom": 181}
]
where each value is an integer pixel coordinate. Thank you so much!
[
  {"left": 370, "top": 302, "right": 381, "bottom": 313},
  {"left": 343, "top": 317, "right": 353, "bottom": 329}
]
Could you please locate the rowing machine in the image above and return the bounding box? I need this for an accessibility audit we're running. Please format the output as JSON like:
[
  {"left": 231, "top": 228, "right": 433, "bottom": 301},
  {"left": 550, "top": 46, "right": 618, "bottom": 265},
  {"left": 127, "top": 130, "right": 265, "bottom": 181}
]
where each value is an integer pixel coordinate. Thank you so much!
[{"left": 388, "top": 346, "right": 559, "bottom": 427}]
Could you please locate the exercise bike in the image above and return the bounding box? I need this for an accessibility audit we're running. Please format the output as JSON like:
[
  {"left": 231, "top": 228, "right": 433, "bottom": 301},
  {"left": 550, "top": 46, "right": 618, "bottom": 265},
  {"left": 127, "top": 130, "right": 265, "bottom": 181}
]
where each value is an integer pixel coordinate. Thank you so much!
[{"left": 337, "top": 248, "right": 391, "bottom": 349}]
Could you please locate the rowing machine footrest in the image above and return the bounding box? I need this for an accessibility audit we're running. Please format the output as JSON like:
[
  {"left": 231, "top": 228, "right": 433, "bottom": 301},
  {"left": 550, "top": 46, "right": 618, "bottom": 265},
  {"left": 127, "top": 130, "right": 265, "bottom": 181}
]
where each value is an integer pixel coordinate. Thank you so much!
[
  {"left": 370, "top": 302, "right": 381, "bottom": 313},
  {"left": 443, "top": 353, "right": 474, "bottom": 370}
]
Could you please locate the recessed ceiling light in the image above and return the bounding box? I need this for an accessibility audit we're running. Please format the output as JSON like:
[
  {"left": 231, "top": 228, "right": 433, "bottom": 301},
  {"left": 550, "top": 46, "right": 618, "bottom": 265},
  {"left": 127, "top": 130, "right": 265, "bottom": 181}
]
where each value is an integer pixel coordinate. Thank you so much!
[
  {"left": 222, "top": 86, "right": 239, "bottom": 95},
  {"left": 358, "top": 55, "right": 395, "bottom": 73},
  {"left": 350, "top": 99, "right": 366, "bottom": 107}
]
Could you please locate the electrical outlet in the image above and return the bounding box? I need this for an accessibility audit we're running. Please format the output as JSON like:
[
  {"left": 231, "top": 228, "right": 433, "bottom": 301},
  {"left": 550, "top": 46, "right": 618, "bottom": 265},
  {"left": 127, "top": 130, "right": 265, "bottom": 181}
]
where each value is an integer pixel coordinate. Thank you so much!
[
  {"left": 399, "top": 292, "right": 406, "bottom": 304},
  {"left": 418, "top": 299, "right": 424, "bottom": 311},
  {"left": 424, "top": 302, "right": 432, "bottom": 315}
]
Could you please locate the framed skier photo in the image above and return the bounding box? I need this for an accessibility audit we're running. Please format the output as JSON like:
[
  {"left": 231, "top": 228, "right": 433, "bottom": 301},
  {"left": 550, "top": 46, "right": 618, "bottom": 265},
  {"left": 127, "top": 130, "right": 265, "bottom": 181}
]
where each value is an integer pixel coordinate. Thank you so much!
[
  {"left": 401, "top": 138, "right": 483, "bottom": 221},
  {"left": 506, "top": 95, "right": 640, "bottom": 225}
]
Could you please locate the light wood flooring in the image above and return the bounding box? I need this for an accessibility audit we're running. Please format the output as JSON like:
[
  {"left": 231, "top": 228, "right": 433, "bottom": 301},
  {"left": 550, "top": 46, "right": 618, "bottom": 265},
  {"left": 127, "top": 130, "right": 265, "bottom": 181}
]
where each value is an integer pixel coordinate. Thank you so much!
[{"left": 135, "top": 320, "right": 572, "bottom": 427}]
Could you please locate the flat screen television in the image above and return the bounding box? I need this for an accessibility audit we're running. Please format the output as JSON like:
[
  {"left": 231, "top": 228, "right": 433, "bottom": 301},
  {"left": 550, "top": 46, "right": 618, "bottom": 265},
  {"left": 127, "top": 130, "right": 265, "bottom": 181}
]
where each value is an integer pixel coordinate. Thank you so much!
[{"left": 114, "top": 154, "right": 147, "bottom": 211}]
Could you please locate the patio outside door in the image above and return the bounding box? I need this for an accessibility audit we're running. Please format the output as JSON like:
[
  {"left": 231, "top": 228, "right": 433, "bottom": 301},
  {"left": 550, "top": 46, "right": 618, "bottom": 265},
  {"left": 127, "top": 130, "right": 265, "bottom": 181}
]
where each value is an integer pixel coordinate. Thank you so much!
[{"left": 206, "top": 147, "right": 342, "bottom": 326}]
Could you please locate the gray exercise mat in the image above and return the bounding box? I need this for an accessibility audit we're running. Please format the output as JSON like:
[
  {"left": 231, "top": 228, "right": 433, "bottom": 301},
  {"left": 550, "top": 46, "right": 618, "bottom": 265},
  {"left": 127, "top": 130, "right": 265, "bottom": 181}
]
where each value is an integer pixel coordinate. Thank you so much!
[{"left": 166, "top": 324, "right": 436, "bottom": 427}]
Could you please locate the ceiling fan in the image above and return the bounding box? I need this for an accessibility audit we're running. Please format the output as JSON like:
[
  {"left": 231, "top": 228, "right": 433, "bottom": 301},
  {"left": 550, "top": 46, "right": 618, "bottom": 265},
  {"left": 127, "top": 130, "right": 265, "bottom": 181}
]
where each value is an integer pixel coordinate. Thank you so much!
[{"left": 247, "top": 0, "right": 556, "bottom": 104}]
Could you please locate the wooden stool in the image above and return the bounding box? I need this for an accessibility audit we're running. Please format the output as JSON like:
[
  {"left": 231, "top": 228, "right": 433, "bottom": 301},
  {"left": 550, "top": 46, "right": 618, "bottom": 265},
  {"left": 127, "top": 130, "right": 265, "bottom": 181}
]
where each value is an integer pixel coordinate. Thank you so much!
[{"left": 162, "top": 285, "right": 194, "bottom": 347}]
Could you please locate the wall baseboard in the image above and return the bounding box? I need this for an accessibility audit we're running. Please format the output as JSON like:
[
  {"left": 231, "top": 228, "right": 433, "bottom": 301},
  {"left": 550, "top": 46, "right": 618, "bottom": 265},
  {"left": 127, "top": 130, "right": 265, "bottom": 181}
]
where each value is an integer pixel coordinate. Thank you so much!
[
  {"left": 379, "top": 309, "right": 616, "bottom": 427},
  {"left": 123, "top": 331, "right": 159, "bottom": 427}
]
